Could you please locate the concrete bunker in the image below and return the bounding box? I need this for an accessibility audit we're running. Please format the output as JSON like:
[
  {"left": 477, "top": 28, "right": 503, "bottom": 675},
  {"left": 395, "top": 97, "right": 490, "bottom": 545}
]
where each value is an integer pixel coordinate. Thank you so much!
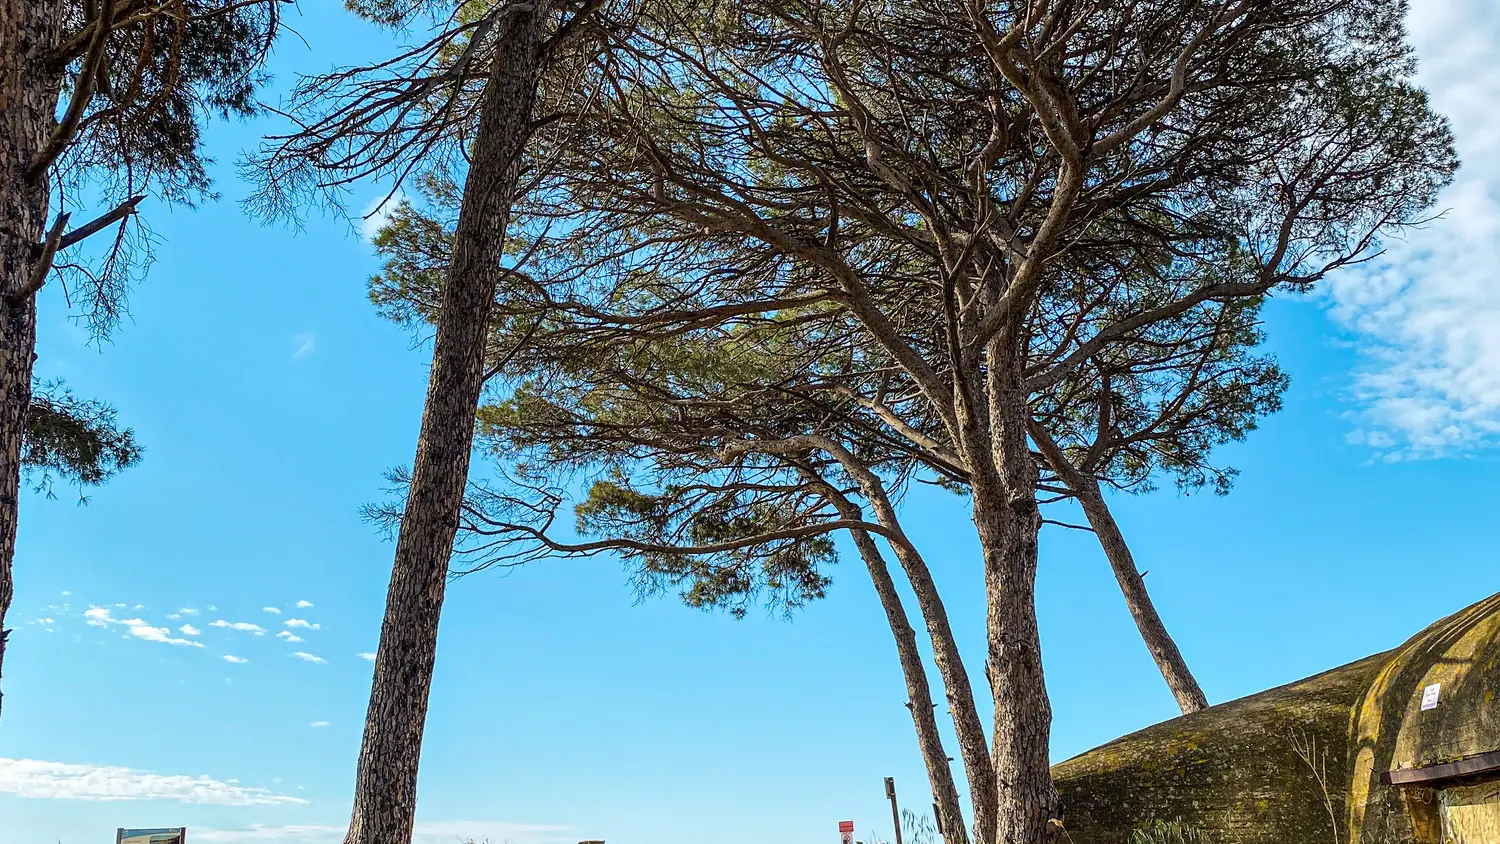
[{"left": 1051, "top": 592, "right": 1500, "bottom": 844}]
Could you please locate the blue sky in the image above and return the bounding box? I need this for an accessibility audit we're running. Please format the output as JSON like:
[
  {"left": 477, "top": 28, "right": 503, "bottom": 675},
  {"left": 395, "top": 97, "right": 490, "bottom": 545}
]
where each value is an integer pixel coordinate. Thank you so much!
[{"left": 3, "top": 3, "right": 1499, "bottom": 844}]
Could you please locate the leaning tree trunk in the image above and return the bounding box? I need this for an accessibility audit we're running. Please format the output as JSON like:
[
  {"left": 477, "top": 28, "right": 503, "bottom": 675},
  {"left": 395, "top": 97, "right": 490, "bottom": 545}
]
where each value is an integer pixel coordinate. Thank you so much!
[
  {"left": 827, "top": 480, "right": 968, "bottom": 844},
  {"left": 851, "top": 526, "right": 970, "bottom": 844},
  {"left": 1027, "top": 426, "right": 1208, "bottom": 715},
  {"left": 0, "top": 0, "right": 63, "bottom": 726},
  {"left": 343, "top": 5, "right": 552, "bottom": 844},
  {"left": 1073, "top": 482, "right": 1208, "bottom": 714}
]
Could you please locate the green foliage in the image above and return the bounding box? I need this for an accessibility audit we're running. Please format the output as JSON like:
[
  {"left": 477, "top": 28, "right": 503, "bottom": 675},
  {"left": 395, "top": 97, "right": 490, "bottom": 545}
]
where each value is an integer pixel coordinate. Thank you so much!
[
  {"left": 58, "top": 0, "right": 277, "bottom": 197},
  {"left": 357, "top": 0, "right": 1456, "bottom": 620},
  {"left": 53, "top": 0, "right": 283, "bottom": 338},
  {"left": 23, "top": 380, "right": 142, "bottom": 501},
  {"left": 575, "top": 476, "right": 837, "bottom": 618}
]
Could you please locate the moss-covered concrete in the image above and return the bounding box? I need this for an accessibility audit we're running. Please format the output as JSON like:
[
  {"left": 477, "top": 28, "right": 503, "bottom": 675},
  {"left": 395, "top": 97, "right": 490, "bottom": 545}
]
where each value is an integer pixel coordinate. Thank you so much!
[
  {"left": 1051, "top": 592, "right": 1500, "bottom": 844},
  {"left": 1348, "top": 593, "right": 1500, "bottom": 844}
]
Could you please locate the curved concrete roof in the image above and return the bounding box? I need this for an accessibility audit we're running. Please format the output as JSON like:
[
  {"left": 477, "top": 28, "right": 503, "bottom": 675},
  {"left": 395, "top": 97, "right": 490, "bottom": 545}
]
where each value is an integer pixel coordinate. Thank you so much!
[{"left": 1051, "top": 592, "right": 1500, "bottom": 844}]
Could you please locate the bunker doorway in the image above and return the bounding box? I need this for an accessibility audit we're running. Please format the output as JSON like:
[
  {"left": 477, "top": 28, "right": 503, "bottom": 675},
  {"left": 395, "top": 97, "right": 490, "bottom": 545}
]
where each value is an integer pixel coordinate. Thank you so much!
[{"left": 1437, "top": 781, "right": 1500, "bottom": 844}]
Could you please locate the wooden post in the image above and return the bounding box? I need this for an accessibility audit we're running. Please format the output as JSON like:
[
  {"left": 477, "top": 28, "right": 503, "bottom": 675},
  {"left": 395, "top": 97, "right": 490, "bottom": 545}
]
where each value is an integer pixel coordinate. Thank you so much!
[{"left": 885, "top": 777, "right": 903, "bottom": 844}]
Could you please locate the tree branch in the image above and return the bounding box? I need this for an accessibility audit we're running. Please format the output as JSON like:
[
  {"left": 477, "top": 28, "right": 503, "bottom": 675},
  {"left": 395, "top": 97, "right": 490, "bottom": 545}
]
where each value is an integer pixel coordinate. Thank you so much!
[
  {"left": 12, "top": 214, "right": 71, "bottom": 302},
  {"left": 28, "top": 0, "right": 115, "bottom": 183},
  {"left": 57, "top": 195, "right": 145, "bottom": 252}
]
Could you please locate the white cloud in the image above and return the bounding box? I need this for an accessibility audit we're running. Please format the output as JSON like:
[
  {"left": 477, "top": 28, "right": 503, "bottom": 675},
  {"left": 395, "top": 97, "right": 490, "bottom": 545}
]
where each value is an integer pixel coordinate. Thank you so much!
[
  {"left": 210, "top": 620, "right": 267, "bottom": 636},
  {"left": 1327, "top": 0, "right": 1500, "bottom": 455},
  {"left": 0, "top": 758, "right": 306, "bottom": 805},
  {"left": 294, "top": 600, "right": 313, "bottom": 608},
  {"left": 357, "top": 652, "right": 376, "bottom": 662},
  {"left": 290, "top": 652, "right": 326, "bottom": 664},
  {"left": 208, "top": 605, "right": 218, "bottom": 611},
  {"left": 276, "top": 631, "right": 304, "bottom": 643},
  {"left": 262, "top": 607, "right": 281, "bottom": 615},
  {"left": 85, "top": 608, "right": 202, "bottom": 647},
  {"left": 309, "top": 721, "right": 329, "bottom": 728},
  {"left": 180, "top": 625, "right": 201, "bottom": 636},
  {"left": 60, "top": 591, "right": 70, "bottom": 596},
  {"left": 179, "top": 608, "right": 200, "bottom": 616},
  {"left": 291, "top": 332, "right": 317, "bottom": 361},
  {"left": 167, "top": 614, "right": 181, "bottom": 620},
  {"left": 124, "top": 620, "right": 204, "bottom": 648},
  {"left": 193, "top": 821, "right": 569, "bottom": 844},
  {"left": 283, "top": 618, "right": 320, "bottom": 631},
  {"left": 359, "top": 190, "right": 408, "bottom": 243},
  {"left": 222, "top": 655, "right": 248, "bottom": 664}
]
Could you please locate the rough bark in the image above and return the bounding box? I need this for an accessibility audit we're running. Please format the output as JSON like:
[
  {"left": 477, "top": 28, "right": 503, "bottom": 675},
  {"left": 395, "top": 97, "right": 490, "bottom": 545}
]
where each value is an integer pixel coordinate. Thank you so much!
[
  {"left": 343, "top": 4, "right": 552, "bottom": 843},
  {"left": 1027, "top": 422, "right": 1207, "bottom": 714},
  {"left": 844, "top": 518, "right": 970, "bottom": 844},
  {"left": 972, "top": 333, "right": 1059, "bottom": 844},
  {"left": 820, "top": 444, "right": 996, "bottom": 840},
  {"left": 0, "top": 0, "right": 64, "bottom": 726}
]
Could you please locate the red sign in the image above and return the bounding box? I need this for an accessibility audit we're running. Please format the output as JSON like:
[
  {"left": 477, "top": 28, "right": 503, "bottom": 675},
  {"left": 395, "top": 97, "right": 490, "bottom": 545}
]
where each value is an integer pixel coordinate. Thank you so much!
[{"left": 838, "top": 822, "right": 854, "bottom": 834}]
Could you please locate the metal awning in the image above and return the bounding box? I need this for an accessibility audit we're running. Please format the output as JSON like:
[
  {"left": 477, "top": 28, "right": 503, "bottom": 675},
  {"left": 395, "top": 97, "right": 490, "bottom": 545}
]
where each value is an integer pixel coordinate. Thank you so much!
[{"left": 1382, "top": 750, "right": 1500, "bottom": 786}]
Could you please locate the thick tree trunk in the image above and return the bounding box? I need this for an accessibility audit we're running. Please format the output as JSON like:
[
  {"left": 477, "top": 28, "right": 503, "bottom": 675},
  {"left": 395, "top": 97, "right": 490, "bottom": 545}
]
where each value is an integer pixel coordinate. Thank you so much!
[
  {"left": 342, "top": 5, "right": 552, "bottom": 843},
  {"left": 1027, "top": 425, "right": 1208, "bottom": 715},
  {"left": 0, "top": 0, "right": 63, "bottom": 726},
  {"left": 971, "top": 336, "right": 1059, "bottom": 844}
]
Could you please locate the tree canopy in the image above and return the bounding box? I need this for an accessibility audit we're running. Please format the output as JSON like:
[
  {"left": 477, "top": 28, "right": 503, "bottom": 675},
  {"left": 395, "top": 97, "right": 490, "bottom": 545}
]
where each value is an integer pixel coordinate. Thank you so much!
[{"left": 361, "top": 1, "right": 1455, "bottom": 842}]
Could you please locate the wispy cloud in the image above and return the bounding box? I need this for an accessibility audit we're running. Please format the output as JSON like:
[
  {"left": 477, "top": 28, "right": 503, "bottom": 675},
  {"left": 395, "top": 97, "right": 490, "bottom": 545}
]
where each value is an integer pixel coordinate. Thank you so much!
[
  {"left": 210, "top": 620, "right": 267, "bottom": 636},
  {"left": 0, "top": 758, "right": 307, "bottom": 805},
  {"left": 222, "top": 655, "right": 248, "bottom": 665},
  {"left": 194, "top": 821, "right": 569, "bottom": 844},
  {"left": 290, "top": 652, "right": 326, "bottom": 664},
  {"left": 357, "top": 652, "right": 375, "bottom": 662},
  {"left": 179, "top": 608, "right": 200, "bottom": 616},
  {"left": 262, "top": 607, "right": 281, "bottom": 615},
  {"left": 1328, "top": 0, "right": 1500, "bottom": 455},
  {"left": 291, "top": 332, "right": 317, "bottom": 361},
  {"left": 309, "top": 722, "right": 329, "bottom": 728},
  {"left": 276, "top": 631, "right": 304, "bottom": 643},
  {"left": 359, "top": 191, "right": 408, "bottom": 243},
  {"left": 283, "top": 618, "right": 320, "bottom": 631},
  {"left": 294, "top": 600, "right": 313, "bottom": 608},
  {"left": 180, "top": 625, "right": 201, "bottom": 636}
]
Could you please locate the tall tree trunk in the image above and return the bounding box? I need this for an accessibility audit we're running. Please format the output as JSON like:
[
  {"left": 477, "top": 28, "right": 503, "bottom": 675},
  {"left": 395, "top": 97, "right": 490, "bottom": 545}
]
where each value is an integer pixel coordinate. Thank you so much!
[
  {"left": 1075, "top": 482, "right": 1208, "bottom": 713},
  {"left": 343, "top": 4, "right": 551, "bottom": 843},
  {"left": 1027, "top": 425, "right": 1208, "bottom": 715},
  {"left": 830, "top": 453, "right": 996, "bottom": 841},
  {"left": 972, "top": 334, "right": 1059, "bottom": 844},
  {"left": 815, "top": 479, "right": 968, "bottom": 844},
  {"left": 0, "top": 0, "right": 63, "bottom": 726},
  {"left": 848, "top": 524, "right": 970, "bottom": 844}
]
